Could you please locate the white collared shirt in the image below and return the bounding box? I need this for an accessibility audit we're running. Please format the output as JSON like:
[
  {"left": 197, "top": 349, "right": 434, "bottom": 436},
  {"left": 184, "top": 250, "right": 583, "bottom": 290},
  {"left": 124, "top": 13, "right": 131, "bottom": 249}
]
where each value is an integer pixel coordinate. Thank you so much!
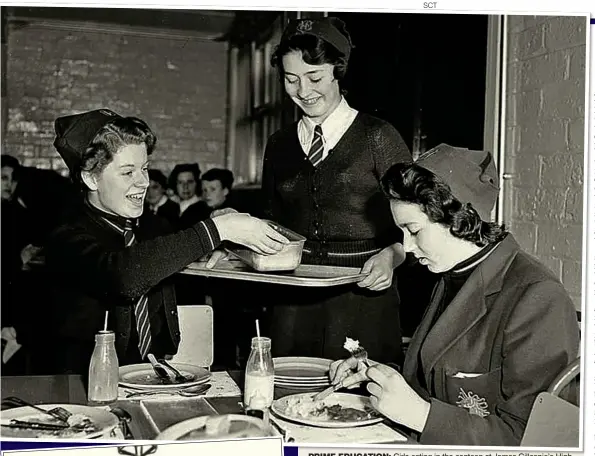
[
  {"left": 297, "top": 97, "right": 358, "bottom": 163},
  {"left": 179, "top": 194, "right": 200, "bottom": 215}
]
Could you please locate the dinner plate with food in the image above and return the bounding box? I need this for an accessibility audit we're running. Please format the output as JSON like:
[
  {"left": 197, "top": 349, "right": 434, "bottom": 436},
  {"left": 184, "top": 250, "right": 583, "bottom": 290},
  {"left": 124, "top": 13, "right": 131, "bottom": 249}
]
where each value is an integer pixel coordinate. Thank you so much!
[
  {"left": 271, "top": 392, "right": 382, "bottom": 428},
  {"left": 119, "top": 362, "right": 211, "bottom": 390},
  {"left": 0, "top": 403, "right": 119, "bottom": 439}
]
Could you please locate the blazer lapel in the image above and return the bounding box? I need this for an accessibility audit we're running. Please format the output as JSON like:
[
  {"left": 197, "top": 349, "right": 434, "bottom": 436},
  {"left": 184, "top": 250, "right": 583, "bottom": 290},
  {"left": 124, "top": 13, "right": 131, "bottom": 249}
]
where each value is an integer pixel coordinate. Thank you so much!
[
  {"left": 419, "top": 235, "right": 520, "bottom": 387},
  {"left": 420, "top": 272, "right": 488, "bottom": 387},
  {"left": 402, "top": 277, "right": 445, "bottom": 379}
]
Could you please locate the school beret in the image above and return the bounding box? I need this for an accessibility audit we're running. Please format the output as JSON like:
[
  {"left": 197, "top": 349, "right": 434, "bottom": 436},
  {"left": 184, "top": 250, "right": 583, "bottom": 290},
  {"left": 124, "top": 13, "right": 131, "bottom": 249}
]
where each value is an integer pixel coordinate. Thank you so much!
[
  {"left": 416, "top": 143, "right": 500, "bottom": 220},
  {"left": 281, "top": 17, "right": 354, "bottom": 60},
  {"left": 53, "top": 109, "right": 122, "bottom": 173}
]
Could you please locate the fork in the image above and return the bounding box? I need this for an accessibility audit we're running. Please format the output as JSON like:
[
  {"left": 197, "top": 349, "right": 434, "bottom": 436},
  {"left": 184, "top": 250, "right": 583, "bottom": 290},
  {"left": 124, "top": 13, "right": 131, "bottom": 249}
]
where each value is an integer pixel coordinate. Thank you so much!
[
  {"left": 158, "top": 358, "right": 193, "bottom": 383},
  {"left": 314, "top": 345, "right": 371, "bottom": 402},
  {"left": 2, "top": 397, "right": 71, "bottom": 425},
  {"left": 350, "top": 346, "right": 371, "bottom": 367},
  {"left": 147, "top": 354, "right": 173, "bottom": 383}
]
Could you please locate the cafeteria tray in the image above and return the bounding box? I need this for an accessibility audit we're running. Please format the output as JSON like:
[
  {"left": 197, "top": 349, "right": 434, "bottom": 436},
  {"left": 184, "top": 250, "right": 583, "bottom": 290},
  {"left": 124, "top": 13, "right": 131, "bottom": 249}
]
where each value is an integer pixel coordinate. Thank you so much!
[
  {"left": 139, "top": 397, "right": 218, "bottom": 435},
  {"left": 181, "top": 259, "right": 367, "bottom": 287}
]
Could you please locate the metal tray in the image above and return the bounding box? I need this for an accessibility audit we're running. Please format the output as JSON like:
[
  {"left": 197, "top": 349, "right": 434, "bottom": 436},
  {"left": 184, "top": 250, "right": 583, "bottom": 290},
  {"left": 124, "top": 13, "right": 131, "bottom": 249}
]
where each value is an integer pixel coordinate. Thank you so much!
[
  {"left": 139, "top": 397, "right": 218, "bottom": 435},
  {"left": 181, "top": 259, "right": 366, "bottom": 287}
]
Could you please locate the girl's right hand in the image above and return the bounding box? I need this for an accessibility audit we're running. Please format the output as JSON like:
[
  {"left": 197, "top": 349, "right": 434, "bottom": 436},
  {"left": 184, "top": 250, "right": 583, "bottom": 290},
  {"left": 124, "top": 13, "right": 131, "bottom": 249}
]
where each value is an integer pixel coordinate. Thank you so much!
[
  {"left": 212, "top": 213, "right": 289, "bottom": 255},
  {"left": 329, "top": 356, "right": 368, "bottom": 387}
]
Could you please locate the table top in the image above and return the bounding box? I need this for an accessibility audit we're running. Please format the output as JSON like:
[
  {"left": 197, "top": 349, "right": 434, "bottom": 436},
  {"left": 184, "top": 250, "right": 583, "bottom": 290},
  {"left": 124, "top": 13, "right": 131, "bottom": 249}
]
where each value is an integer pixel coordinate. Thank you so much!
[{"left": 1, "top": 371, "right": 414, "bottom": 444}]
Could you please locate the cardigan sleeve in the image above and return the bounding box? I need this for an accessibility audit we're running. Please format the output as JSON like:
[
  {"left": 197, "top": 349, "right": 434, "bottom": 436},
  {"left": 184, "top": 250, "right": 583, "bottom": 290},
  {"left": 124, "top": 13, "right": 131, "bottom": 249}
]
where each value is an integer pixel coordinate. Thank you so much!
[
  {"left": 261, "top": 133, "right": 280, "bottom": 221},
  {"left": 418, "top": 280, "right": 580, "bottom": 446},
  {"left": 370, "top": 120, "right": 412, "bottom": 181},
  {"left": 46, "top": 218, "right": 221, "bottom": 303}
]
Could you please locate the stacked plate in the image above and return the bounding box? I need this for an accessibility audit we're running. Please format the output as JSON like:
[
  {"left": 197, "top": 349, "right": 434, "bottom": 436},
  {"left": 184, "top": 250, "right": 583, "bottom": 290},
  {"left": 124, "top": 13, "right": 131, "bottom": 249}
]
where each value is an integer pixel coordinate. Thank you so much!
[{"left": 273, "top": 356, "right": 332, "bottom": 390}]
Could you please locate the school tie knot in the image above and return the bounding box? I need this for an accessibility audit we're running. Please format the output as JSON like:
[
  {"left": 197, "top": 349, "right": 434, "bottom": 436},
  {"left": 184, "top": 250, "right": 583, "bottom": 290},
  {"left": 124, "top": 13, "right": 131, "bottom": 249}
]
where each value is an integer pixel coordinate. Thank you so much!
[
  {"left": 123, "top": 219, "right": 137, "bottom": 247},
  {"left": 308, "top": 124, "right": 324, "bottom": 166}
]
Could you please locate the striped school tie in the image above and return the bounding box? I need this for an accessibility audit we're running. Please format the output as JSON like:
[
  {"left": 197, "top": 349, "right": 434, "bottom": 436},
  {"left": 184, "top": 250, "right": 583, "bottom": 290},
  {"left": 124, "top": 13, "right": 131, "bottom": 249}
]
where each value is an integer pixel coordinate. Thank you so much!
[
  {"left": 123, "top": 220, "right": 152, "bottom": 360},
  {"left": 308, "top": 124, "right": 324, "bottom": 166}
]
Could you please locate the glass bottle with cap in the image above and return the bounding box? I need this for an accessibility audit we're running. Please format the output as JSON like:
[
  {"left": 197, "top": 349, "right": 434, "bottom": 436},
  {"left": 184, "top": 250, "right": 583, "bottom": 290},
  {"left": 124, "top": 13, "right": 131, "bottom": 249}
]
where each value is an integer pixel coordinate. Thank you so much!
[
  {"left": 244, "top": 337, "right": 274, "bottom": 417},
  {"left": 88, "top": 330, "right": 119, "bottom": 406}
]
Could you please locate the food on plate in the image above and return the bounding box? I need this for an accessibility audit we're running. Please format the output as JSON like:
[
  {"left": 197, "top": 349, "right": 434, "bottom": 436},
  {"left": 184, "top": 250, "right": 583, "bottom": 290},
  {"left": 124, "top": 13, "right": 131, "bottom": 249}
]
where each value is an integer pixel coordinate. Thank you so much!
[
  {"left": 281, "top": 394, "right": 377, "bottom": 422},
  {"left": 343, "top": 337, "right": 360, "bottom": 353},
  {"left": 128, "top": 371, "right": 196, "bottom": 385}
]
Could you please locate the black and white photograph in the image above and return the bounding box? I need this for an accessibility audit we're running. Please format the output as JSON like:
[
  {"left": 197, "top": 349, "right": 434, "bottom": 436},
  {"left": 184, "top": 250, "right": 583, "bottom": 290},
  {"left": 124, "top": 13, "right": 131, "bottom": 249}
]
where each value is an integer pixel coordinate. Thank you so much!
[
  {"left": 1, "top": 440, "right": 283, "bottom": 455},
  {"left": 0, "top": 4, "right": 589, "bottom": 451}
]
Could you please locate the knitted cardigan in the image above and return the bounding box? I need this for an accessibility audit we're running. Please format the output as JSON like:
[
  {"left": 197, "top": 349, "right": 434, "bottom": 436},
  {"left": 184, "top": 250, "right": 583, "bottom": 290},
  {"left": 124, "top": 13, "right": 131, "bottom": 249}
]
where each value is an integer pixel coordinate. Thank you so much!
[{"left": 262, "top": 112, "right": 412, "bottom": 266}]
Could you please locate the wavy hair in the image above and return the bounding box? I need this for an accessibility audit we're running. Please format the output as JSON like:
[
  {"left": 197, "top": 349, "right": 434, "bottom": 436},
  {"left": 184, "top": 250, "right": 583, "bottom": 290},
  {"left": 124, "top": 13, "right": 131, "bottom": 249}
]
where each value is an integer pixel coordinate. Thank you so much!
[
  {"left": 381, "top": 163, "right": 507, "bottom": 246},
  {"left": 271, "top": 34, "right": 349, "bottom": 93},
  {"left": 168, "top": 163, "right": 201, "bottom": 197},
  {"left": 77, "top": 117, "right": 156, "bottom": 190}
]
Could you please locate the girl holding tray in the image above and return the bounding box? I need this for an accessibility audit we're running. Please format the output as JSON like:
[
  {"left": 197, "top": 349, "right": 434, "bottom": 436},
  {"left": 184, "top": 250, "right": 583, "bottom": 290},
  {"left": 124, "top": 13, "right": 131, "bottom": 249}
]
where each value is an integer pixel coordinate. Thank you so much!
[{"left": 260, "top": 17, "right": 412, "bottom": 364}]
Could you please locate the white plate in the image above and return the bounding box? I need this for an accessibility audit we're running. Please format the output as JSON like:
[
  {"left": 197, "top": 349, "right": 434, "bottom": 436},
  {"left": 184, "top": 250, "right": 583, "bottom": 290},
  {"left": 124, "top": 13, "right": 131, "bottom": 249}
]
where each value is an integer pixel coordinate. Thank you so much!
[
  {"left": 274, "top": 357, "right": 332, "bottom": 380},
  {"left": 275, "top": 380, "right": 330, "bottom": 387},
  {"left": 119, "top": 363, "right": 211, "bottom": 390},
  {"left": 275, "top": 378, "right": 330, "bottom": 386},
  {"left": 274, "top": 383, "right": 328, "bottom": 391},
  {"left": 271, "top": 392, "right": 382, "bottom": 428},
  {"left": 0, "top": 404, "right": 119, "bottom": 439},
  {"left": 155, "top": 414, "right": 272, "bottom": 440},
  {"left": 275, "top": 376, "right": 329, "bottom": 383}
]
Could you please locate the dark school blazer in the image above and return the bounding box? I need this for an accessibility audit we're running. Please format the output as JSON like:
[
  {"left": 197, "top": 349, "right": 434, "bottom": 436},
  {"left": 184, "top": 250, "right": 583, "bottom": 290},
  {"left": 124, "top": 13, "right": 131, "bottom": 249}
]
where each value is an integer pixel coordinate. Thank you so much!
[
  {"left": 43, "top": 201, "right": 221, "bottom": 372},
  {"left": 403, "top": 234, "right": 580, "bottom": 446}
]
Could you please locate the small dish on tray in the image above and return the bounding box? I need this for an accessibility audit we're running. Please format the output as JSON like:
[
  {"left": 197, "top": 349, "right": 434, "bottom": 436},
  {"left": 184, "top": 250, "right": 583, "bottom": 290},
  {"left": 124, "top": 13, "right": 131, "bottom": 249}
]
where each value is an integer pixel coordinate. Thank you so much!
[{"left": 225, "top": 221, "right": 306, "bottom": 272}]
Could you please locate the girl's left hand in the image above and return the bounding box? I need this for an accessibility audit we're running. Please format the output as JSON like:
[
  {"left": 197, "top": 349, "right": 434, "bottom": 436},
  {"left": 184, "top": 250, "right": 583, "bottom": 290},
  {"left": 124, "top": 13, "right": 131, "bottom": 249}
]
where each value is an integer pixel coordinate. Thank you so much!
[
  {"left": 366, "top": 363, "right": 431, "bottom": 432},
  {"left": 357, "top": 250, "right": 394, "bottom": 291}
]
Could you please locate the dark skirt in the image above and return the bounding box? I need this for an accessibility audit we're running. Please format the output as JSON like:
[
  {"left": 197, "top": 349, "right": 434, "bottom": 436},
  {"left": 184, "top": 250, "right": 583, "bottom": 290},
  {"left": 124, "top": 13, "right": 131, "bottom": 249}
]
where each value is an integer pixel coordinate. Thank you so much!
[{"left": 263, "top": 278, "right": 403, "bottom": 366}]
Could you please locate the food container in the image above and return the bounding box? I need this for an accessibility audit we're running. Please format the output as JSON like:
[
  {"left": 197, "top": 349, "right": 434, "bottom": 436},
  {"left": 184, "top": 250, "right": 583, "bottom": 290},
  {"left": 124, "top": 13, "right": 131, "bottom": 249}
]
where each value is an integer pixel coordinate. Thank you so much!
[
  {"left": 225, "top": 221, "right": 306, "bottom": 272},
  {"left": 155, "top": 414, "right": 274, "bottom": 440}
]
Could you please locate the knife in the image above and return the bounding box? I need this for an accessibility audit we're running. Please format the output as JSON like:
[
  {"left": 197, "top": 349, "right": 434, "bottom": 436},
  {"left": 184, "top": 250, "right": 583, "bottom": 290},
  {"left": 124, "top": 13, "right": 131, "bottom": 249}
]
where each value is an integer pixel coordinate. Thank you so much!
[
  {"left": 313, "top": 370, "right": 369, "bottom": 401},
  {"left": 1, "top": 419, "right": 69, "bottom": 431}
]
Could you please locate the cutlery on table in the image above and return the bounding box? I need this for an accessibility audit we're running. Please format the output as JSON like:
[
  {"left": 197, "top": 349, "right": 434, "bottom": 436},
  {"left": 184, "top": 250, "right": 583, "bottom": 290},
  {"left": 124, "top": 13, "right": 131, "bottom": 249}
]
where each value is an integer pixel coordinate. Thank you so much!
[
  {"left": 158, "top": 358, "right": 194, "bottom": 383},
  {"left": 110, "top": 407, "right": 134, "bottom": 439},
  {"left": 1, "top": 397, "right": 71, "bottom": 425},
  {"left": 1, "top": 419, "right": 70, "bottom": 431},
  {"left": 124, "top": 383, "right": 211, "bottom": 398},
  {"left": 147, "top": 354, "right": 173, "bottom": 383}
]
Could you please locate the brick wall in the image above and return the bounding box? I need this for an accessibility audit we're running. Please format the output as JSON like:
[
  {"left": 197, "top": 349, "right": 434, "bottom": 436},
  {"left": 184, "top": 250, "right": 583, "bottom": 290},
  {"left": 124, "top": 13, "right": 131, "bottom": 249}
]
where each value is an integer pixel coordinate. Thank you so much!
[
  {"left": 3, "top": 22, "right": 228, "bottom": 177},
  {"left": 505, "top": 15, "right": 586, "bottom": 310}
]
